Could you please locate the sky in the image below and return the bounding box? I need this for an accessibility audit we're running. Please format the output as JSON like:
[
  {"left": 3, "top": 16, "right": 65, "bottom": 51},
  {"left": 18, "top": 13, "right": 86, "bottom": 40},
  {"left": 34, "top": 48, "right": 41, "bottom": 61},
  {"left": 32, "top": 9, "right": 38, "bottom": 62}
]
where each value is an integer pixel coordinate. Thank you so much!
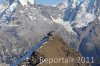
[
  {"left": 0, "top": 0, "right": 3, "bottom": 3},
  {"left": 0, "top": 0, "right": 66, "bottom": 5},
  {"left": 36, "top": 0, "right": 66, "bottom": 6},
  {"left": 36, "top": 0, "right": 84, "bottom": 6},
  {"left": 0, "top": 0, "right": 83, "bottom": 6}
]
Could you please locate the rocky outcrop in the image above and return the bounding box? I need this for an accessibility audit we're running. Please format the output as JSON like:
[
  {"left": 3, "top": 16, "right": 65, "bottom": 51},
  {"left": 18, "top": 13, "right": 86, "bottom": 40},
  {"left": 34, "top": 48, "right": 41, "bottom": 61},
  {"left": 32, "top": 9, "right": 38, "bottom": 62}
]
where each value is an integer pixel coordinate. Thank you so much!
[{"left": 19, "top": 35, "right": 89, "bottom": 66}]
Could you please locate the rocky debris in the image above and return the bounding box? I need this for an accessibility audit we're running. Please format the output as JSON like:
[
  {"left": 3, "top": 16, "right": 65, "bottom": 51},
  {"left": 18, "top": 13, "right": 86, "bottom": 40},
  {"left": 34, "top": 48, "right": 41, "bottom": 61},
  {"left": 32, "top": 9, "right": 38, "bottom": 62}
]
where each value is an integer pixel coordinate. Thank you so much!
[{"left": 19, "top": 35, "right": 89, "bottom": 66}]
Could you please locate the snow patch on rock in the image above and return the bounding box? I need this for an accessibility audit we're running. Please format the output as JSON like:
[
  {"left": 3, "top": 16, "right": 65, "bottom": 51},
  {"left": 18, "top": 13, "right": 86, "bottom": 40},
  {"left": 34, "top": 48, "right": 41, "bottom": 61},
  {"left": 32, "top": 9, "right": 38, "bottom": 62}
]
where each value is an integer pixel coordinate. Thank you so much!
[
  {"left": 98, "top": 16, "right": 100, "bottom": 21},
  {"left": 52, "top": 17, "right": 75, "bottom": 34},
  {"left": 28, "top": 0, "right": 35, "bottom": 5},
  {"left": 0, "top": 4, "right": 5, "bottom": 12},
  {"left": 9, "top": 3, "right": 17, "bottom": 12},
  {"left": 74, "top": 13, "right": 95, "bottom": 28},
  {"left": 19, "top": 0, "right": 28, "bottom": 6}
]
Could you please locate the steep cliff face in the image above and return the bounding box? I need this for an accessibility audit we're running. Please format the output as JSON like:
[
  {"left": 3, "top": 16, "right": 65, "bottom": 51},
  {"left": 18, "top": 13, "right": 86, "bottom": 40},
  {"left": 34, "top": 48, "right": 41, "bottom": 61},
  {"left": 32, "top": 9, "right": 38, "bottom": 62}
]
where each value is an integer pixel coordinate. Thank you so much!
[{"left": 54, "top": 1, "right": 100, "bottom": 66}]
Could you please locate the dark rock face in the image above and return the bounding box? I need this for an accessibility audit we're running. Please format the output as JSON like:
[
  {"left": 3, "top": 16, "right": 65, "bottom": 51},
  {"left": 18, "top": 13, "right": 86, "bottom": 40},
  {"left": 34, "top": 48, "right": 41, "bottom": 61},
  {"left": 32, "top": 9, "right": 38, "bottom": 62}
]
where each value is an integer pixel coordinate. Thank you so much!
[{"left": 78, "top": 18, "right": 100, "bottom": 66}]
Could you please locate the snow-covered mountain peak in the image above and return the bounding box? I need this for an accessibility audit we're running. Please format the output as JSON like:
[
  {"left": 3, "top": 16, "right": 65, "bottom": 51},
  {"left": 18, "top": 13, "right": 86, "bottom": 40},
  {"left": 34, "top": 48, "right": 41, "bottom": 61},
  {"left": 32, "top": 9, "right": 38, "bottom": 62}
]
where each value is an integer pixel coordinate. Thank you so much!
[
  {"left": 18, "top": 0, "right": 28, "bottom": 6},
  {"left": 72, "top": 0, "right": 79, "bottom": 8},
  {"left": 56, "top": 0, "right": 80, "bottom": 10},
  {"left": 56, "top": 1, "right": 68, "bottom": 10},
  {"left": 63, "top": 0, "right": 100, "bottom": 28},
  {"left": 7, "top": 0, "right": 35, "bottom": 6},
  {"left": 0, "top": 0, "right": 35, "bottom": 22},
  {"left": 18, "top": 0, "right": 34, "bottom": 6},
  {"left": 66, "top": 0, "right": 79, "bottom": 8}
]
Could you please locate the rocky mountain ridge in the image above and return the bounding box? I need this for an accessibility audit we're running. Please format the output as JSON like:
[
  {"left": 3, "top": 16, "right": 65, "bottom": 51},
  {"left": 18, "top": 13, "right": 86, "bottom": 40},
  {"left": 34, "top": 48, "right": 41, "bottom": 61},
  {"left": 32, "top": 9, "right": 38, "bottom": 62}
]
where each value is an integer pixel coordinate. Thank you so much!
[{"left": 0, "top": 0, "right": 100, "bottom": 66}]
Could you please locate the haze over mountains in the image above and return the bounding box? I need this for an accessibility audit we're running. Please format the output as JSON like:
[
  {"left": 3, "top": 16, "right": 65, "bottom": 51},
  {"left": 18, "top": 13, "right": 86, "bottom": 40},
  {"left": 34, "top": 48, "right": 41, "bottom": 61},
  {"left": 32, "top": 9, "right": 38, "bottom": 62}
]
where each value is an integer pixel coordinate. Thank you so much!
[{"left": 0, "top": 0, "right": 100, "bottom": 66}]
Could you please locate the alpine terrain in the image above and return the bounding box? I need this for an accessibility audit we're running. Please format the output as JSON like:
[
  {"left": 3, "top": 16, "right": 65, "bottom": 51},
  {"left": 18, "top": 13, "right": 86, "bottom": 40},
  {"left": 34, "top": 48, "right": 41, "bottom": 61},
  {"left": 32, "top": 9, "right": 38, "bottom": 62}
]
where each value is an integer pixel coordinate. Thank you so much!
[{"left": 0, "top": 0, "right": 100, "bottom": 66}]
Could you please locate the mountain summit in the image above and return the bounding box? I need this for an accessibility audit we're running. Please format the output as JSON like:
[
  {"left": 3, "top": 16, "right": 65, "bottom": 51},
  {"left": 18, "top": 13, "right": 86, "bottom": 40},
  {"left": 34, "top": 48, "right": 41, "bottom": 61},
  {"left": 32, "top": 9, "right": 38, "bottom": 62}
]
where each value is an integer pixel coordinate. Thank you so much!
[{"left": 0, "top": 0, "right": 35, "bottom": 22}]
